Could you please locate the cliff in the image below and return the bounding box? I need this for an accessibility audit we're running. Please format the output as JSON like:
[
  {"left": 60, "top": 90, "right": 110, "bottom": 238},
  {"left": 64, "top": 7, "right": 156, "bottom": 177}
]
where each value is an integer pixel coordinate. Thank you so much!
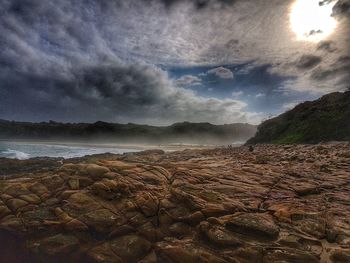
[{"left": 247, "top": 91, "right": 350, "bottom": 144}]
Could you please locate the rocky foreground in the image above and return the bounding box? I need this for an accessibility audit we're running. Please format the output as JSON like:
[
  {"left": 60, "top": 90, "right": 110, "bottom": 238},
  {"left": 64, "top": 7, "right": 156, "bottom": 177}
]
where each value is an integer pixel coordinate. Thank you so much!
[{"left": 0, "top": 144, "right": 350, "bottom": 263}]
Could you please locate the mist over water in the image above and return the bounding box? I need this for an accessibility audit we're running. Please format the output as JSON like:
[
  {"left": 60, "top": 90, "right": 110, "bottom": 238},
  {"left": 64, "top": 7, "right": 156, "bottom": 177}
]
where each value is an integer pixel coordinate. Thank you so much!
[{"left": 0, "top": 141, "right": 139, "bottom": 160}]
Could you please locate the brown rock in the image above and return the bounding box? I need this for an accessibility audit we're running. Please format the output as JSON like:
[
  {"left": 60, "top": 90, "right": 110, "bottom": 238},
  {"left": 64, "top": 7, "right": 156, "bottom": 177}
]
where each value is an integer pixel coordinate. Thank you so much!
[
  {"left": 87, "top": 243, "right": 122, "bottom": 263},
  {"left": 64, "top": 192, "right": 101, "bottom": 215},
  {"left": 41, "top": 175, "right": 64, "bottom": 191},
  {"left": 224, "top": 213, "right": 279, "bottom": 240},
  {"left": 135, "top": 192, "right": 159, "bottom": 217},
  {"left": 169, "top": 222, "right": 192, "bottom": 238},
  {"left": 0, "top": 205, "right": 12, "bottom": 219},
  {"left": 182, "top": 211, "right": 206, "bottom": 225},
  {"left": 82, "top": 164, "right": 111, "bottom": 179},
  {"left": 0, "top": 144, "right": 349, "bottom": 263},
  {"left": 202, "top": 204, "right": 228, "bottom": 217},
  {"left": 79, "top": 208, "right": 118, "bottom": 234},
  {"left": 293, "top": 184, "right": 319, "bottom": 196},
  {"left": 90, "top": 179, "right": 120, "bottom": 200},
  {"left": 155, "top": 243, "right": 227, "bottom": 263},
  {"left": 263, "top": 248, "right": 319, "bottom": 263},
  {"left": 228, "top": 247, "right": 263, "bottom": 263},
  {"left": 29, "top": 183, "right": 49, "bottom": 196},
  {"left": 0, "top": 217, "right": 25, "bottom": 231},
  {"left": 19, "top": 194, "right": 41, "bottom": 204},
  {"left": 68, "top": 178, "right": 79, "bottom": 190},
  {"left": 199, "top": 221, "right": 243, "bottom": 247},
  {"left": 6, "top": 198, "right": 29, "bottom": 212},
  {"left": 109, "top": 235, "right": 151, "bottom": 262},
  {"left": 33, "top": 234, "right": 79, "bottom": 256},
  {"left": 330, "top": 249, "right": 350, "bottom": 263}
]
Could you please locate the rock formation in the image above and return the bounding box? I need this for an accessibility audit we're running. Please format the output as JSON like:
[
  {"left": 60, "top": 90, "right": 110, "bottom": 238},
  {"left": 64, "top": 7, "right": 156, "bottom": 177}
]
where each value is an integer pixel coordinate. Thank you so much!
[{"left": 0, "top": 144, "right": 350, "bottom": 262}]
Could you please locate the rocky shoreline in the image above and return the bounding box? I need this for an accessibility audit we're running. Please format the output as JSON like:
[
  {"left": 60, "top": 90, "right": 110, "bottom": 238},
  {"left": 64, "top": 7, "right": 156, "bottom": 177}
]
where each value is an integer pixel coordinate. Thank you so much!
[{"left": 0, "top": 144, "right": 349, "bottom": 263}]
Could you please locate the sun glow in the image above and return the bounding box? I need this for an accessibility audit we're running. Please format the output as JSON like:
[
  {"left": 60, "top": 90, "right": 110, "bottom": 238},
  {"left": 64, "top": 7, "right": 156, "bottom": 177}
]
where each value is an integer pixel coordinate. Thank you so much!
[{"left": 290, "top": 0, "right": 337, "bottom": 42}]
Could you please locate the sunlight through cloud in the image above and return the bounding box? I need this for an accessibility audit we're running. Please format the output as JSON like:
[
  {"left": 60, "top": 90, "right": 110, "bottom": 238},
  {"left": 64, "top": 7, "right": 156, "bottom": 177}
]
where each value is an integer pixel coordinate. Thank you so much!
[{"left": 290, "top": 0, "right": 338, "bottom": 42}]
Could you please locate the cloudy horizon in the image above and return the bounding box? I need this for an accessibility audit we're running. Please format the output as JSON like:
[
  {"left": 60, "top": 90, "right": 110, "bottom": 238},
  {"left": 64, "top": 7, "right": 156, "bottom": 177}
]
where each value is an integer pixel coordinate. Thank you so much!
[{"left": 0, "top": 0, "right": 349, "bottom": 125}]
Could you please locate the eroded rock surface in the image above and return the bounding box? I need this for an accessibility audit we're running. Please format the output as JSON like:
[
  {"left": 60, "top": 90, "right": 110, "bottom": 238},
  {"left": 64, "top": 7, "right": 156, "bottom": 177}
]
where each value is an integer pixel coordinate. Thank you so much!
[{"left": 0, "top": 143, "right": 350, "bottom": 262}]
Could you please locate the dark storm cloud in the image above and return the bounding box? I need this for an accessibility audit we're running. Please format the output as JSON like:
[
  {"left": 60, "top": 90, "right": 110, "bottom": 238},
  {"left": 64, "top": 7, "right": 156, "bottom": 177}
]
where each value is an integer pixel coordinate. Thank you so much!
[
  {"left": 295, "top": 55, "right": 322, "bottom": 69},
  {"left": 0, "top": 0, "right": 349, "bottom": 124},
  {"left": 311, "top": 55, "right": 350, "bottom": 87},
  {"left": 0, "top": 0, "right": 266, "bottom": 124},
  {"left": 1, "top": 50, "right": 260, "bottom": 122},
  {"left": 0, "top": 59, "right": 254, "bottom": 124},
  {"left": 157, "top": 0, "right": 236, "bottom": 9}
]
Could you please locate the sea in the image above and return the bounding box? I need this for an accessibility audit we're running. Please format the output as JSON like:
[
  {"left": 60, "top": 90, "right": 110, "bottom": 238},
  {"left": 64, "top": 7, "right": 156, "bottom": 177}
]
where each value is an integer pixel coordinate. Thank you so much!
[{"left": 0, "top": 141, "right": 140, "bottom": 160}]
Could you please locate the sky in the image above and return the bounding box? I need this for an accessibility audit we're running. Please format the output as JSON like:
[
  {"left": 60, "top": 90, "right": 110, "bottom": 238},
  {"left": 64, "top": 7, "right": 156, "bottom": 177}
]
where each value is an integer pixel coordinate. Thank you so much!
[{"left": 0, "top": 0, "right": 349, "bottom": 125}]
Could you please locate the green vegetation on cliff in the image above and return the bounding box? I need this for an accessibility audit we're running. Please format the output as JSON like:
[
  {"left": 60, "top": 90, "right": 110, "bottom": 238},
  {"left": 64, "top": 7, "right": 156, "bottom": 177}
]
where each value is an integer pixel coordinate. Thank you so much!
[{"left": 247, "top": 91, "right": 350, "bottom": 144}]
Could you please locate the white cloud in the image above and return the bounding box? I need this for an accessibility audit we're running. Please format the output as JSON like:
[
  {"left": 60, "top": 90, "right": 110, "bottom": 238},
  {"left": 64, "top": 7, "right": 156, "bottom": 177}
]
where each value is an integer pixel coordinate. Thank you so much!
[
  {"left": 207, "top": 67, "right": 234, "bottom": 79},
  {"left": 175, "top": 74, "right": 201, "bottom": 86},
  {"left": 255, "top": 93, "right": 265, "bottom": 98}
]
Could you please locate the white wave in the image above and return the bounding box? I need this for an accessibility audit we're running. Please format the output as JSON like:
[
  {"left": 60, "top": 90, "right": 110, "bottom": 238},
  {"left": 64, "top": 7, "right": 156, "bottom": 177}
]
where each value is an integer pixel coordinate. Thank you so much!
[
  {"left": 2, "top": 149, "right": 30, "bottom": 160},
  {"left": 0, "top": 142, "right": 140, "bottom": 159}
]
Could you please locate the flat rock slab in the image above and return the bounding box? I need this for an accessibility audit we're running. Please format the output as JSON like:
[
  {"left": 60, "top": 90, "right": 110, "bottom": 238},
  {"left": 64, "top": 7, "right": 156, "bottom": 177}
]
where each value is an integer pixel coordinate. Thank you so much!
[{"left": 224, "top": 213, "right": 280, "bottom": 240}]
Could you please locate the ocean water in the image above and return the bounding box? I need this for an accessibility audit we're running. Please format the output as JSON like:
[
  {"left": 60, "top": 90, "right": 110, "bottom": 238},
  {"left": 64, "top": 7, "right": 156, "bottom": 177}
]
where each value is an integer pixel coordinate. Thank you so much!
[{"left": 0, "top": 141, "right": 139, "bottom": 160}]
